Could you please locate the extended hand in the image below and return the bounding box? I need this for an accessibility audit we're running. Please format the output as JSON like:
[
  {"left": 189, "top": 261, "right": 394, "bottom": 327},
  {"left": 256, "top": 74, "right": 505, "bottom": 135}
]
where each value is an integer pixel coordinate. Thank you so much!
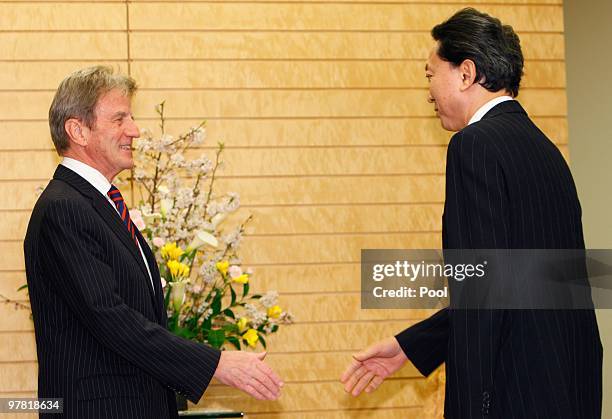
[
  {"left": 340, "top": 337, "right": 407, "bottom": 396},
  {"left": 213, "top": 351, "right": 283, "bottom": 400}
]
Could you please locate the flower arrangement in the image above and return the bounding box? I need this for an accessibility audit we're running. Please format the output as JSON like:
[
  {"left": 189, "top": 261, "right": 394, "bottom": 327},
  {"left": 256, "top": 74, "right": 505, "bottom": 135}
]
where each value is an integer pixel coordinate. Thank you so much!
[
  {"left": 1, "top": 102, "right": 294, "bottom": 349},
  {"left": 2, "top": 103, "right": 293, "bottom": 350},
  {"left": 123, "top": 102, "right": 293, "bottom": 350}
]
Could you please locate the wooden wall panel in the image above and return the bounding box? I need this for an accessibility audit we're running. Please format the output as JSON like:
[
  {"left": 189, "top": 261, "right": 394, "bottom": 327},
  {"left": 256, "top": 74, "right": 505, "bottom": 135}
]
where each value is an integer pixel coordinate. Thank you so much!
[
  {"left": 130, "top": 32, "right": 565, "bottom": 60},
  {"left": 0, "top": 4, "right": 125, "bottom": 30},
  {"left": 0, "top": 62, "right": 129, "bottom": 91},
  {"left": 128, "top": 4, "right": 563, "bottom": 31},
  {"left": 0, "top": 144, "right": 570, "bottom": 179},
  {"left": 0, "top": 33, "right": 128, "bottom": 60},
  {"left": 0, "top": 1, "right": 566, "bottom": 418},
  {"left": 130, "top": 60, "right": 565, "bottom": 89},
  {"left": 0, "top": 116, "right": 567, "bottom": 151}
]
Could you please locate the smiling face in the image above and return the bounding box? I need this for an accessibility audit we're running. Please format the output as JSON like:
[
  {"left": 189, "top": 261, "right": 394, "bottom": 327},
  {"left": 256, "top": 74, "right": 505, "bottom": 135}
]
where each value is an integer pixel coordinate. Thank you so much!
[
  {"left": 425, "top": 45, "right": 468, "bottom": 132},
  {"left": 82, "top": 89, "right": 140, "bottom": 181}
]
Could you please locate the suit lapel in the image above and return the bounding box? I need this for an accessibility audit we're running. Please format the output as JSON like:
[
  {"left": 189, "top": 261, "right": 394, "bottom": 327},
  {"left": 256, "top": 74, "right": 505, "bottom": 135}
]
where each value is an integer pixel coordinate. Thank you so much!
[
  {"left": 135, "top": 228, "right": 166, "bottom": 323},
  {"left": 53, "top": 165, "right": 158, "bottom": 316}
]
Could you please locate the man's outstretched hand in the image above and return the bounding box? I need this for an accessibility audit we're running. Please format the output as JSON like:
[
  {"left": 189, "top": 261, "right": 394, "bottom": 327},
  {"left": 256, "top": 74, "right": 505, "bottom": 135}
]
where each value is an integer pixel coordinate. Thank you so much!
[
  {"left": 213, "top": 351, "right": 283, "bottom": 400},
  {"left": 340, "top": 337, "right": 408, "bottom": 396}
]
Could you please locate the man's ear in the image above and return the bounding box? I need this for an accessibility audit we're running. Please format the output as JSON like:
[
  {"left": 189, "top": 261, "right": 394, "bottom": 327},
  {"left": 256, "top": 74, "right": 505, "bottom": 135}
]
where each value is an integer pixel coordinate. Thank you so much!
[
  {"left": 64, "top": 118, "right": 88, "bottom": 147},
  {"left": 458, "top": 59, "right": 478, "bottom": 91}
]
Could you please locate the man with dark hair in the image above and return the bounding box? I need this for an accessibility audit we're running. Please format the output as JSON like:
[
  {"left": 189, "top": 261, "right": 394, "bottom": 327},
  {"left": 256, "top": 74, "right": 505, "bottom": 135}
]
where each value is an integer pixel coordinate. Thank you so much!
[
  {"left": 24, "top": 66, "right": 283, "bottom": 418},
  {"left": 341, "top": 8, "right": 602, "bottom": 418}
]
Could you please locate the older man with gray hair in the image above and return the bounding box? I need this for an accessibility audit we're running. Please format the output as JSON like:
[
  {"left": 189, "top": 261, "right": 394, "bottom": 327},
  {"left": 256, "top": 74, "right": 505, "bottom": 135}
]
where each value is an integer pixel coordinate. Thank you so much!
[{"left": 24, "top": 66, "right": 283, "bottom": 419}]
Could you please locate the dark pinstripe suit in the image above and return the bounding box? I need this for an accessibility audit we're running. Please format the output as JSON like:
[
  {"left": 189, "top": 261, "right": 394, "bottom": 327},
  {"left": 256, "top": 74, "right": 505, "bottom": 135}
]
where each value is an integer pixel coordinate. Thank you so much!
[
  {"left": 24, "top": 165, "right": 221, "bottom": 419},
  {"left": 396, "top": 101, "right": 603, "bottom": 418}
]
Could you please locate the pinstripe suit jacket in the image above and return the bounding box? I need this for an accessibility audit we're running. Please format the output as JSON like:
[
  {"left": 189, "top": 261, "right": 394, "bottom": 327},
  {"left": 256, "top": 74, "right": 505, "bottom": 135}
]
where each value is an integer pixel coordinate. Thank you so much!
[
  {"left": 24, "top": 165, "right": 221, "bottom": 419},
  {"left": 396, "top": 101, "right": 602, "bottom": 418}
]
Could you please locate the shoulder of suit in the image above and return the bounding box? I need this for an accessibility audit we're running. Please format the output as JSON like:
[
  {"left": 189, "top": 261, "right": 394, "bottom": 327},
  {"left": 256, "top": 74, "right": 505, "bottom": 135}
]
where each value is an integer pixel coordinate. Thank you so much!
[
  {"left": 33, "top": 179, "right": 95, "bottom": 221},
  {"left": 43, "top": 178, "right": 93, "bottom": 203},
  {"left": 448, "top": 124, "right": 504, "bottom": 163}
]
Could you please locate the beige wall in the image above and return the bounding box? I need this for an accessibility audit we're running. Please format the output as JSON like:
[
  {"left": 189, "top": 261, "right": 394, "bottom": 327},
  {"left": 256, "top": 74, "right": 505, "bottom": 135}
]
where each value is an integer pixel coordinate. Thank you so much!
[
  {"left": 0, "top": 1, "right": 566, "bottom": 418},
  {"left": 564, "top": 0, "right": 612, "bottom": 417}
]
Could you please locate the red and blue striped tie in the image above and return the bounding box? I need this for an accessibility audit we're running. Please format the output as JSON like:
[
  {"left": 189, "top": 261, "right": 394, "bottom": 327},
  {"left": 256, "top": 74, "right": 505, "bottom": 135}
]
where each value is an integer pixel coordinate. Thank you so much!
[{"left": 107, "top": 185, "right": 139, "bottom": 247}]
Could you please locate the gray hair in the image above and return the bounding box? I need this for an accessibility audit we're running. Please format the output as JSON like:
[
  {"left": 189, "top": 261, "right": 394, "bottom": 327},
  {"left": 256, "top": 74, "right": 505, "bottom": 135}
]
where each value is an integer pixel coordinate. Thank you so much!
[{"left": 48, "top": 65, "right": 137, "bottom": 154}]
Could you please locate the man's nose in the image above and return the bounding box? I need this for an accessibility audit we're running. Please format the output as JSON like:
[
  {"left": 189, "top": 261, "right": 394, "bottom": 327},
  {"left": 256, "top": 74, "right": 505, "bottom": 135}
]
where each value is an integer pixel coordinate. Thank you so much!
[{"left": 126, "top": 118, "right": 140, "bottom": 138}]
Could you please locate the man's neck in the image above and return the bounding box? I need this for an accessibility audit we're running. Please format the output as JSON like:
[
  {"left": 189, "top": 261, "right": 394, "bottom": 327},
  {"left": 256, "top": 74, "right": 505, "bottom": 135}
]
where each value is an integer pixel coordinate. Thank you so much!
[
  {"left": 62, "top": 151, "right": 114, "bottom": 182},
  {"left": 464, "top": 90, "right": 511, "bottom": 126}
]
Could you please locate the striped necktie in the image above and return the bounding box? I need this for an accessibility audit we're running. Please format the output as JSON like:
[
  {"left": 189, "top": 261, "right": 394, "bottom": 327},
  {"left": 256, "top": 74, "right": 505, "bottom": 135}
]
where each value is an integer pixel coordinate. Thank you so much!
[{"left": 107, "top": 185, "right": 139, "bottom": 247}]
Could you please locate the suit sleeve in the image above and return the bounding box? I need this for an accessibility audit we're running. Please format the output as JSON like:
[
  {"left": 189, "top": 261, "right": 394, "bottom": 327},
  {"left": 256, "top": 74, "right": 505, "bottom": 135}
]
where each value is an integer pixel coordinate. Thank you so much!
[
  {"left": 395, "top": 308, "right": 449, "bottom": 376},
  {"left": 396, "top": 128, "right": 511, "bottom": 379},
  {"left": 38, "top": 198, "right": 221, "bottom": 403}
]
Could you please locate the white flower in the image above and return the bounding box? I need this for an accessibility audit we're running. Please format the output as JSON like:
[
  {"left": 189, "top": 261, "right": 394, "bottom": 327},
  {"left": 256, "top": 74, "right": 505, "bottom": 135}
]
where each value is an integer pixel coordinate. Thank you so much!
[
  {"left": 191, "top": 127, "right": 206, "bottom": 145},
  {"left": 199, "top": 261, "right": 217, "bottom": 284},
  {"left": 152, "top": 237, "right": 164, "bottom": 247},
  {"left": 223, "top": 229, "right": 243, "bottom": 248},
  {"left": 260, "top": 291, "right": 279, "bottom": 308},
  {"left": 133, "top": 167, "right": 147, "bottom": 180},
  {"left": 170, "top": 153, "right": 186, "bottom": 167},
  {"left": 225, "top": 193, "right": 240, "bottom": 212},
  {"left": 210, "top": 212, "right": 227, "bottom": 229},
  {"left": 279, "top": 311, "right": 294, "bottom": 324},
  {"left": 175, "top": 188, "right": 194, "bottom": 209},
  {"left": 195, "top": 155, "right": 213, "bottom": 172},
  {"left": 206, "top": 202, "right": 220, "bottom": 217},
  {"left": 160, "top": 197, "right": 174, "bottom": 217},
  {"left": 130, "top": 209, "right": 146, "bottom": 230},
  {"left": 228, "top": 265, "right": 243, "bottom": 279},
  {"left": 161, "top": 134, "right": 174, "bottom": 146},
  {"left": 187, "top": 230, "right": 218, "bottom": 251},
  {"left": 157, "top": 185, "right": 170, "bottom": 196},
  {"left": 245, "top": 303, "right": 268, "bottom": 328}
]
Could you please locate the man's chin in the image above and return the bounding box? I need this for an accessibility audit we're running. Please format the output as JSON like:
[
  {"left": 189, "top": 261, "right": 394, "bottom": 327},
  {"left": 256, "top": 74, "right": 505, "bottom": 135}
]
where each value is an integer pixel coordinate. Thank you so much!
[{"left": 439, "top": 118, "right": 462, "bottom": 133}]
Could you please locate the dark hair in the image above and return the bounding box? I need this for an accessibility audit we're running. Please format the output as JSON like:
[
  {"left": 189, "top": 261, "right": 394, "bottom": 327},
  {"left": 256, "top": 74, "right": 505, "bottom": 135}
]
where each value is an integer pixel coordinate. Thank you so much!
[{"left": 432, "top": 8, "right": 524, "bottom": 97}]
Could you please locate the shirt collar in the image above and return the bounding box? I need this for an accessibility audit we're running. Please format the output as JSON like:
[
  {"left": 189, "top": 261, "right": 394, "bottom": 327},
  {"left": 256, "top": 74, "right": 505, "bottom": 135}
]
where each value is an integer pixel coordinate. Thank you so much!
[
  {"left": 61, "top": 157, "right": 112, "bottom": 197},
  {"left": 468, "top": 95, "right": 514, "bottom": 126}
]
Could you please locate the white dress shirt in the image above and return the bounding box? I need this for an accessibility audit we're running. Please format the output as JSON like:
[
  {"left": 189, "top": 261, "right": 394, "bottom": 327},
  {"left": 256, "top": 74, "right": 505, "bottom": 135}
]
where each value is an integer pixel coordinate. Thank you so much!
[
  {"left": 61, "top": 157, "right": 155, "bottom": 293},
  {"left": 467, "top": 95, "right": 514, "bottom": 126}
]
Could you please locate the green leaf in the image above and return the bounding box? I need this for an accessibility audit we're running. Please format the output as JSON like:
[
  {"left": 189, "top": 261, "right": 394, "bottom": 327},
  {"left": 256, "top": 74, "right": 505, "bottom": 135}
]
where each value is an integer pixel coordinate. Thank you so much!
[
  {"left": 211, "top": 292, "right": 222, "bottom": 315},
  {"left": 271, "top": 325, "right": 279, "bottom": 333},
  {"left": 176, "top": 327, "right": 197, "bottom": 340},
  {"left": 180, "top": 249, "right": 197, "bottom": 263},
  {"left": 186, "top": 317, "right": 198, "bottom": 329},
  {"left": 250, "top": 294, "right": 262, "bottom": 299},
  {"left": 258, "top": 334, "right": 267, "bottom": 349},
  {"left": 201, "top": 316, "right": 212, "bottom": 332},
  {"left": 164, "top": 288, "right": 172, "bottom": 310},
  {"left": 223, "top": 323, "right": 239, "bottom": 334},
  {"left": 223, "top": 308, "right": 235, "bottom": 319},
  {"left": 208, "top": 329, "right": 226, "bottom": 349},
  {"left": 230, "top": 286, "right": 237, "bottom": 306},
  {"left": 242, "top": 283, "right": 250, "bottom": 298},
  {"left": 17, "top": 284, "right": 28, "bottom": 292},
  {"left": 226, "top": 336, "right": 241, "bottom": 350},
  {"left": 167, "top": 313, "right": 179, "bottom": 331}
]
